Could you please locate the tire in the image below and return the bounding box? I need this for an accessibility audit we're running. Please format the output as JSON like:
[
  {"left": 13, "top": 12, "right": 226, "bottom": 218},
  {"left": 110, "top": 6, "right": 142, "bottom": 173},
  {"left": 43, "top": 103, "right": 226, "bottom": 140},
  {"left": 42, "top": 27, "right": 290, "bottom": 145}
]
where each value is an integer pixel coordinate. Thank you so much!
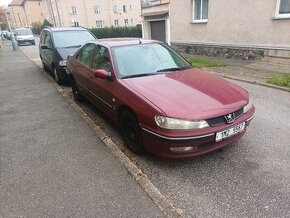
[
  {"left": 41, "top": 59, "right": 48, "bottom": 71},
  {"left": 120, "top": 110, "right": 145, "bottom": 154},
  {"left": 53, "top": 67, "right": 63, "bottom": 85},
  {"left": 71, "top": 79, "right": 84, "bottom": 102}
]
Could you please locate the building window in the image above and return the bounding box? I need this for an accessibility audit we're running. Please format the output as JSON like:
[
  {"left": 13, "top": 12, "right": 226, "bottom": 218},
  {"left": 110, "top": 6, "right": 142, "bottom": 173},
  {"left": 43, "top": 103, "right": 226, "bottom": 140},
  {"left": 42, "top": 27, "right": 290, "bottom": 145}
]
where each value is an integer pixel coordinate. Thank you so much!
[
  {"left": 193, "top": 0, "right": 208, "bottom": 22},
  {"left": 94, "top": 5, "right": 101, "bottom": 14},
  {"left": 72, "top": 6, "right": 77, "bottom": 15},
  {"left": 74, "top": 22, "right": 79, "bottom": 27},
  {"left": 276, "top": 0, "right": 290, "bottom": 18},
  {"left": 124, "top": 19, "right": 128, "bottom": 26},
  {"left": 123, "top": 5, "right": 127, "bottom": 13},
  {"left": 114, "top": 19, "right": 119, "bottom": 26},
  {"left": 113, "top": 5, "right": 117, "bottom": 13},
  {"left": 96, "top": 20, "right": 103, "bottom": 28}
]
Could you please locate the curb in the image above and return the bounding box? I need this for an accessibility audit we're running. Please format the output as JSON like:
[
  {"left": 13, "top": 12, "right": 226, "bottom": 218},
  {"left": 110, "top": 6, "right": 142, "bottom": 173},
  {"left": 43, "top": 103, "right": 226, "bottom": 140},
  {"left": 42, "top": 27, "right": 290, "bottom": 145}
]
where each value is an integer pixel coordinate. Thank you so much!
[
  {"left": 20, "top": 48, "right": 183, "bottom": 218},
  {"left": 207, "top": 70, "right": 290, "bottom": 92}
]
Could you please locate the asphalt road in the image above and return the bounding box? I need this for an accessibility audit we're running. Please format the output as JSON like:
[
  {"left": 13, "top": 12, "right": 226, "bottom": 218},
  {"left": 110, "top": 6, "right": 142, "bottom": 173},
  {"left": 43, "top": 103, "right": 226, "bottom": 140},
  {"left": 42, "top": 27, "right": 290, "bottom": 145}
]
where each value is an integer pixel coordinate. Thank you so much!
[{"left": 20, "top": 43, "right": 290, "bottom": 217}]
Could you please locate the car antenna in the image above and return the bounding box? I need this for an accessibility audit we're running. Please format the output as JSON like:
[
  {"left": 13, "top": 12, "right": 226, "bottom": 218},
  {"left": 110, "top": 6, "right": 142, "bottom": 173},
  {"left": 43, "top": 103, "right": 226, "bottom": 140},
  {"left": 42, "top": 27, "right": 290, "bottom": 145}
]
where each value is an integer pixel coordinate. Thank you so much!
[{"left": 138, "top": 38, "right": 142, "bottom": 44}]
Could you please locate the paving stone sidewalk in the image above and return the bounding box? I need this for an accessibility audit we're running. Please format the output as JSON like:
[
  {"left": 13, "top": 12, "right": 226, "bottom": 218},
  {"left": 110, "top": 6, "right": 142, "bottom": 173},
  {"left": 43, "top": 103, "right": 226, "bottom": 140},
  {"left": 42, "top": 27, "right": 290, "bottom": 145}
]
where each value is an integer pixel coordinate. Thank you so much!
[{"left": 0, "top": 40, "right": 164, "bottom": 217}]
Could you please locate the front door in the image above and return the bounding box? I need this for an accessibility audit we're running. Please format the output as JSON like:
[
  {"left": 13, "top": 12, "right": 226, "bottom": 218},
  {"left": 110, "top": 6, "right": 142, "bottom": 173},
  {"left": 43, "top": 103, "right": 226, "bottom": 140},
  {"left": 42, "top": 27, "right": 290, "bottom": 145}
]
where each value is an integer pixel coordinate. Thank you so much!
[{"left": 150, "top": 20, "right": 166, "bottom": 42}]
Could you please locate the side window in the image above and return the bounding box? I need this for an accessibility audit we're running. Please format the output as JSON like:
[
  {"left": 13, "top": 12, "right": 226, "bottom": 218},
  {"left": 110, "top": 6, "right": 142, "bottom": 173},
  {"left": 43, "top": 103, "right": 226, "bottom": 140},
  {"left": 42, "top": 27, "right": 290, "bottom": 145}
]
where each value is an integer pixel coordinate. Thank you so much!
[
  {"left": 44, "top": 33, "right": 53, "bottom": 48},
  {"left": 40, "top": 31, "right": 47, "bottom": 44},
  {"left": 76, "top": 44, "right": 95, "bottom": 66},
  {"left": 92, "top": 45, "right": 111, "bottom": 72}
]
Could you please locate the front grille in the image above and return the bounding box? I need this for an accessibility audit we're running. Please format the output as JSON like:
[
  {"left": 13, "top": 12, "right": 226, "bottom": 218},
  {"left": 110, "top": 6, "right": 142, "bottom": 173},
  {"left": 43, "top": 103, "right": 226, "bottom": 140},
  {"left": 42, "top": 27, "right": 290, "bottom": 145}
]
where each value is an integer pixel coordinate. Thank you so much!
[{"left": 206, "top": 108, "right": 244, "bottom": 127}]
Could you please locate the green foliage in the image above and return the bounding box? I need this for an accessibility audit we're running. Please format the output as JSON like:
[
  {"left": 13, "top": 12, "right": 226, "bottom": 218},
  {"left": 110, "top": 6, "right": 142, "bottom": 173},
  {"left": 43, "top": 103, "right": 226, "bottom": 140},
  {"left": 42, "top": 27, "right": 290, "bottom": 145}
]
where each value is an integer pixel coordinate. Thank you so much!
[
  {"left": 267, "top": 73, "right": 290, "bottom": 88},
  {"left": 31, "top": 21, "right": 42, "bottom": 35},
  {"left": 187, "top": 57, "right": 227, "bottom": 68},
  {"left": 90, "top": 25, "right": 142, "bottom": 39}
]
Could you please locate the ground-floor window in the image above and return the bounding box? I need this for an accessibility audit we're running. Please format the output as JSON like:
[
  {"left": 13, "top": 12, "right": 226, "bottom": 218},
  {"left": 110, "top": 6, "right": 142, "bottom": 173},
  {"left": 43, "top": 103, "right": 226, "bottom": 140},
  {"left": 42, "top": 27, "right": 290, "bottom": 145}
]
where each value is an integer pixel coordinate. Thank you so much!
[
  {"left": 96, "top": 20, "right": 103, "bottom": 28},
  {"left": 193, "top": 0, "right": 209, "bottom": 22},
  {"left": 276, "top": 0, "right": 290, "bottom": 18}
]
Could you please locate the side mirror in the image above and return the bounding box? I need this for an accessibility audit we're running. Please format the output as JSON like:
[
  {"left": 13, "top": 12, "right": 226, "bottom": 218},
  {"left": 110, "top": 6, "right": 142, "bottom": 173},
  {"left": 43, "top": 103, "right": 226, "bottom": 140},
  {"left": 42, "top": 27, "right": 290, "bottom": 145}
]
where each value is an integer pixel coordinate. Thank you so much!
[
  {"left": 41, "top": 45, "right": 50, "bottom": 49},
  {"left": 94, "top": 69, "right": 111, "bottom": 79}
]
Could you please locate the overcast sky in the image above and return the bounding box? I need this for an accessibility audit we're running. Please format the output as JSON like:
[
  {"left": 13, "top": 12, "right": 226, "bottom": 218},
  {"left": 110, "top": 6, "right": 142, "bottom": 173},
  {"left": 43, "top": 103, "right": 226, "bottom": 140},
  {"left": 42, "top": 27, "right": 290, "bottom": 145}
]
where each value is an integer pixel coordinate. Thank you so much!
[{"left": 0, "top": 0, "right": 12, "bottom": 6}]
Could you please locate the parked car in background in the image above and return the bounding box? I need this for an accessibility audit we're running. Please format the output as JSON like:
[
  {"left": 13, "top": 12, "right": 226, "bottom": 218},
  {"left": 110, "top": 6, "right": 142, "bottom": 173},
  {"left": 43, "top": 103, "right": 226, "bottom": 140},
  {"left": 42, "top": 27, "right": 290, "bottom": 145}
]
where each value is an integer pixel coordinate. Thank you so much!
[
  {"left": 39, "top": 27, "right": 96, "bottom": 84},
  {"left": 67, "top": 38, "right": 255, "bottom": 159},
  {"left": 14, "top": 28, "right": 35, "bottom": 45}
]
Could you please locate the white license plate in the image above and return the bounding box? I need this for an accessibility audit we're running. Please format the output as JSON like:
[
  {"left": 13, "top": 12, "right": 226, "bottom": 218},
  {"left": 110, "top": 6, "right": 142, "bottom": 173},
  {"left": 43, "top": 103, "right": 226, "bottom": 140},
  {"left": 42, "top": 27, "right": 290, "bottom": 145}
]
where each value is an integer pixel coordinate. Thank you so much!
[{"left": 215, "top": 122, "right": 245, "bottom": 142}]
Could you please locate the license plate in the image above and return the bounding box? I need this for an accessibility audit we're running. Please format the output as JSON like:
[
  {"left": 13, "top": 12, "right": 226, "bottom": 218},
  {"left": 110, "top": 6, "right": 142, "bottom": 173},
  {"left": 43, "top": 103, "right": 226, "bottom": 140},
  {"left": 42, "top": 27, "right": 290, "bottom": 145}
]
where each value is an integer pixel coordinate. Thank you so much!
[{"left": 215, "top": 122, "right": 245, "bottom": 142}]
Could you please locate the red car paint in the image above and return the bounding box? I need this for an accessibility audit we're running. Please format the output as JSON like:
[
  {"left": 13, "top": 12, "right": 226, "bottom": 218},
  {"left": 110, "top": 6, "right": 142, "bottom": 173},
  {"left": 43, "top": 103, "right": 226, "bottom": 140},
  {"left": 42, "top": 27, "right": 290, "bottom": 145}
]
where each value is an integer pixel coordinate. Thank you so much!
[{"left": 67, "top": 38, "right": 255, "bottom": 159}]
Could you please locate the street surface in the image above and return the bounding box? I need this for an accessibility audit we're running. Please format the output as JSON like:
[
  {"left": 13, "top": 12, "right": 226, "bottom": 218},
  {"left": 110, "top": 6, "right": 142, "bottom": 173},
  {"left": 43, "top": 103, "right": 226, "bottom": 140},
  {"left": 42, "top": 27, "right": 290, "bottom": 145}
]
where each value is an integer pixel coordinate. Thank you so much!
[{"left": 19, "top": 42, "right": 290, "bottom": 217}]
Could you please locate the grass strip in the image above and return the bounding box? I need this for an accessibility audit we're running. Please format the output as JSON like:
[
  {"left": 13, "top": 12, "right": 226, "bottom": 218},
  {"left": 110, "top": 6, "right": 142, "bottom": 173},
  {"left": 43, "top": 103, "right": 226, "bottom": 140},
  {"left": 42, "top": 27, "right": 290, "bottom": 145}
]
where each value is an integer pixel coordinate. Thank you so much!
[{"left": 267, "top": 73, "right": 290, "bottom": 88}]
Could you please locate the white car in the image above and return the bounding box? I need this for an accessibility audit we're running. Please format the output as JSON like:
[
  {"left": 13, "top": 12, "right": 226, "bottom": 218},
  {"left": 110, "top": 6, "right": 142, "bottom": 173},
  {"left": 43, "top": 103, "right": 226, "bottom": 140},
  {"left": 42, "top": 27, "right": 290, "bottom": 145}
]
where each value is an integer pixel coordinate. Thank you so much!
[{"left": 14, "top": 28, "right": 35, "bottom": 46}]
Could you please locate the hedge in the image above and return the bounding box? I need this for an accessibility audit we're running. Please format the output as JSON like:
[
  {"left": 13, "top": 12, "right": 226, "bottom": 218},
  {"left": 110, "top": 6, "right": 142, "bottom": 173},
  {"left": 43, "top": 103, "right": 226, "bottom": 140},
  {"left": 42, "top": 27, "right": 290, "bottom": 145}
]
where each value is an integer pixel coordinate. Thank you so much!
[{"left": 90, "top": 25, "right": 142, "bottom": 39}]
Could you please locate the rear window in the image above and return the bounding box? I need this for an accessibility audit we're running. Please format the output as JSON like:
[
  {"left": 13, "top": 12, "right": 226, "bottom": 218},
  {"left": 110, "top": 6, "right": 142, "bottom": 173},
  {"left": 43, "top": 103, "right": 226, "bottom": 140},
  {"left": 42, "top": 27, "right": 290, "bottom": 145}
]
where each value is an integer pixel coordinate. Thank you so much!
[{"left": 53, "top": 30, "right": 95, "bottom": 48}]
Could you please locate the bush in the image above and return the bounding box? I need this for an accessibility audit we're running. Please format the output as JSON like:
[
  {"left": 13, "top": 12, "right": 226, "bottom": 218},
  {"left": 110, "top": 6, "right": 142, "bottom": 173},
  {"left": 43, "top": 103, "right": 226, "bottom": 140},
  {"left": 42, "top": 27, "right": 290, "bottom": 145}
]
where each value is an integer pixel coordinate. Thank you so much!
[
  {"left": 90, "top": 25, "right": 142, "bottom": 39},
  {"left": 31, "top": 21, "right": 42, "bottom": 35}
]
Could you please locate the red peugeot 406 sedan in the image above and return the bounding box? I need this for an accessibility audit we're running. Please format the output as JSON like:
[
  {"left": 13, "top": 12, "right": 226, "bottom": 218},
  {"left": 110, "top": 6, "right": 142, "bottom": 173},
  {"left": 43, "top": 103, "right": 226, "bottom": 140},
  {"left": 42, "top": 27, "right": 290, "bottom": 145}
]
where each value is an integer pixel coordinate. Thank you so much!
[{"left": 67, "top": 38, "right": 255, "bottom": 159}]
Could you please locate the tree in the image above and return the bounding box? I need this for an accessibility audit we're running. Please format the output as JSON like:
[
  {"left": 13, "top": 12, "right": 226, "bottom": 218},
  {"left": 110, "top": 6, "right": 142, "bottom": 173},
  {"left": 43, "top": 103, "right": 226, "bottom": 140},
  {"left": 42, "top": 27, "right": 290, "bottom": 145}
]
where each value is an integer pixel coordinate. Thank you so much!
[{"left": 0, "top": 8, "right": 8, "bottom": 30}]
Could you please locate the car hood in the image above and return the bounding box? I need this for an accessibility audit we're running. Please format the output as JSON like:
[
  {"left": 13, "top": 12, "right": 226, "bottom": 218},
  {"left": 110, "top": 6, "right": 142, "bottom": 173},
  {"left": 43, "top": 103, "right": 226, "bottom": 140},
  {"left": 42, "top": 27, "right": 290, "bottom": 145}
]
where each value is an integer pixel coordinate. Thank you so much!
[
  {"left": 57, "top": 47, "right": 80, "bottom": 60},
  {"left": 122, "top": 69, "right": 248, "bottom": 120}
]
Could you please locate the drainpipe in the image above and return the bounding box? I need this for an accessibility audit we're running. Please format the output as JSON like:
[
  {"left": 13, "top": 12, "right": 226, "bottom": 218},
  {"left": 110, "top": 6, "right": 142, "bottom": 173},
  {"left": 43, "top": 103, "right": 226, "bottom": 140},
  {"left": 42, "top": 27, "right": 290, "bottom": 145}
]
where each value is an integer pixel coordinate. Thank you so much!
[
  {"left": 54, "top": 0, "right": 62, "bottom": 27},
  {"left": 23, "top": 3, "right": 29, "bottom": 27},
  {"left": 48, "top": 0, "right": 56, "bottom": 26},
  {"left": 82, "top": 0, "right": 89, "bottom": 27}
]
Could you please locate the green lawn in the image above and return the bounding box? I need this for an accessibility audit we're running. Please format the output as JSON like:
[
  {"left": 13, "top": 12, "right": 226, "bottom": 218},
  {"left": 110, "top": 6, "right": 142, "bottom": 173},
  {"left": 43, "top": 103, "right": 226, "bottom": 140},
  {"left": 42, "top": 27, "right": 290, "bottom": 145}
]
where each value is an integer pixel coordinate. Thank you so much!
[
  {"left": 267, "top": 73, "right": 290, "bottom": 88},
  {"left": 186, "top": 57, "right": 227, "bottom": 68}
]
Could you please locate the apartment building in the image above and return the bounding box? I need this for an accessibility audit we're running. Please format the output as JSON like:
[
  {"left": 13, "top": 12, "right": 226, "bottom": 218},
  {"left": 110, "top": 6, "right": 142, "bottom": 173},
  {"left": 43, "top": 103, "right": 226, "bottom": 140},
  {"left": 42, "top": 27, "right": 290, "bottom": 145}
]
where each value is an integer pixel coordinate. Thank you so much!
[
  {"left": 43, "top": 0, "right": 142, "bottom": 28},
  {"left": 170, "top": 0, "right": 290, "bottom": 59},
  {"left": 9, "top": 0, "right": 44, "bottom": 28}
]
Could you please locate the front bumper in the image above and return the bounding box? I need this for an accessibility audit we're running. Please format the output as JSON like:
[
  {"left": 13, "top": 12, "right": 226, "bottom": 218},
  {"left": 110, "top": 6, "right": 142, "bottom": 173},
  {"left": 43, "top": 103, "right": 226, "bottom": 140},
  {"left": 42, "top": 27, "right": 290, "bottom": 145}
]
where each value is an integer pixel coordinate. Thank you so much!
[
  {"left": 17, "top": 39, "right": 35, "bottom": 45},
  {"left": 141, "top": 108, "right": 255, "bottom": 159}
]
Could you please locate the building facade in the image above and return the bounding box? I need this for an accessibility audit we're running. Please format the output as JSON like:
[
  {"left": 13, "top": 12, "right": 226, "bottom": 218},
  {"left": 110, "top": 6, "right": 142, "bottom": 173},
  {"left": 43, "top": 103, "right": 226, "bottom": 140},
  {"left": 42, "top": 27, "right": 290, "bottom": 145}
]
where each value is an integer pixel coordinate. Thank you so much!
[
  {"left": 42, "top": 0, "right": 142, "bottom": 28},
  {"left": 169, "top": 0, "right": 290, "bottom": 59},
  {"left": 141, "top": 0, "right": 170, "bottom": 43},
  {"left": 9, "top": 0, "right": 44, "bottom": 28}
]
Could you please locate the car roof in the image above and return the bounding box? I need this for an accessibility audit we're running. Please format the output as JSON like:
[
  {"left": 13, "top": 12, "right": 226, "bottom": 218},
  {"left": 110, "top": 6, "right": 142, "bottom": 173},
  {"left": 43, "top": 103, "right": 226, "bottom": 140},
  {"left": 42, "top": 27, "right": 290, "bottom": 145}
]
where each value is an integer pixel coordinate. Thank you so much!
[
  {"left": 14, "top": 28, "right": 31, "bottom": 30},
  {"left": 93, "top": 38, "right": 160, "bottom": 47},
  {"left": 44, "top": 27, "right": 88, "bottom": 32}
]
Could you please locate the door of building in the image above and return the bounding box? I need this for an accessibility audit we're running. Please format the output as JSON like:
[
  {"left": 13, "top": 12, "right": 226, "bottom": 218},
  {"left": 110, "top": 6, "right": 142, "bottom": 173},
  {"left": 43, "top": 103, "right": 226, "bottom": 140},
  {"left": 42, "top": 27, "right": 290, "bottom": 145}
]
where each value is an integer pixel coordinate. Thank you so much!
[{"left": 150, "top": 20, "right": 166, "bottom": 42}]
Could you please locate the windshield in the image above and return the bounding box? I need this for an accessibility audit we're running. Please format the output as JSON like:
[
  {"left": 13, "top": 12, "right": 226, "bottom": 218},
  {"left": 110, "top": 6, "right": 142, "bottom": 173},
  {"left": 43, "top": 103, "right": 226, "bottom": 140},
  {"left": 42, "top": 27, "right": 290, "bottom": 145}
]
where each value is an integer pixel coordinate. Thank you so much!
[
  {"left": 53, "top": 30, "right": 95, "bottom": 48},
  {"left": 112, "top": 43, "right": 192, "bottom": 79},
  {"left": 14, "top": 29, "right": 33, "bottom": 36}
]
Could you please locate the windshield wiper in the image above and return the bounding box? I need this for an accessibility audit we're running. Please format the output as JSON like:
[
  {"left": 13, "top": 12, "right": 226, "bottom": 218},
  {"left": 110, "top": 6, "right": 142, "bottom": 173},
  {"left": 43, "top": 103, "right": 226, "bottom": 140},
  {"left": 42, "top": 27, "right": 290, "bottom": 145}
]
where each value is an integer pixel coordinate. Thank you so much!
[
  {"left": 156, "top": 66, "right": 193, "bottom": 72},
  {"left": 62, "top": 45, "right": 82, "bottom": 48},
  {"left": 122, "top": 73, "right": 155, "bottom": 79}
]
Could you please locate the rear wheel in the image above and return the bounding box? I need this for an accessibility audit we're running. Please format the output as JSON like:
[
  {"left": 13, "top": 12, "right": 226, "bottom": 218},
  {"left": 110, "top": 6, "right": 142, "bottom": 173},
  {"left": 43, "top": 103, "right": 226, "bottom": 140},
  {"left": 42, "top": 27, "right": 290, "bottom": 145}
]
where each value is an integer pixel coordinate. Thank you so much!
[
  {"left": 72, "top": 79, "right": 84, "bottom": 102},
  {"left": 41, "top": 59, "right": 48, "bottom": 71},
  {"left": 53, "top": 67, "right": 63, "bottom": 85},
  {"left": 120, "top": 110, "right": 145, "bottom": 154}
]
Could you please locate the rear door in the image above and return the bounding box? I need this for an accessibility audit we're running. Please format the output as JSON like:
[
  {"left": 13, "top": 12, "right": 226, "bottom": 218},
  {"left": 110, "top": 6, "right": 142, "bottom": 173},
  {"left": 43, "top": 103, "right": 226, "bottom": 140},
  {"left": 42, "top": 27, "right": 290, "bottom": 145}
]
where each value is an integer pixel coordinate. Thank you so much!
[
  {"left": 41, "top": 32, "right": 54, "bottom": 68},
  {"left": 74, "top": 43, "right": 96, "bottom": 95}
]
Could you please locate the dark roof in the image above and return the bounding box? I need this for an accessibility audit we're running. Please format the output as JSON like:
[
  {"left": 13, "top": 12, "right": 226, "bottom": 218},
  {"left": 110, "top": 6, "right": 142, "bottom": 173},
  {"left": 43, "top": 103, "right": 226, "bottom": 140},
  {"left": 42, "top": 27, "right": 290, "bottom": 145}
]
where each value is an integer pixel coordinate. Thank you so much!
[
  {"left": 94, "top": 38, "right": 159, "bottom": 47},
  {"left": 43, "top": 27, "right": 88, "bottom": 32}
]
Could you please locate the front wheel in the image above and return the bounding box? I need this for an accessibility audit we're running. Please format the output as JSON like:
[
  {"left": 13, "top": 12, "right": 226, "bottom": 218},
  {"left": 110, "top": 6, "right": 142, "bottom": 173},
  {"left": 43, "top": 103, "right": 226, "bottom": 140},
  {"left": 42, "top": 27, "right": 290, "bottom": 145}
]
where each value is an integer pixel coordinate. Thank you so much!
[
  {"left": 120, "top": 110, "right": 145, "bottom": 154},
  {"left": 72, "top": 79, "right": 84, "bottom": 102}
]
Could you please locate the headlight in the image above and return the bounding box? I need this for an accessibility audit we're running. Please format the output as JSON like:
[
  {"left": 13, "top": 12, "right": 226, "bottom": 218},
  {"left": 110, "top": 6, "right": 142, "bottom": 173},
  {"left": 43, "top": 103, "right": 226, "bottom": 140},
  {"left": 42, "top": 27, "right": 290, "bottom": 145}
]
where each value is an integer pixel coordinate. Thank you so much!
[
  {"left": 155, "top": 116, "right": 209, "bottom": 130},
  {"left": 243, "top": 99, "right": 253, "bottom": 114},
  {"left": 59, "top": 60, "right": 67, "bottom": 67}
]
